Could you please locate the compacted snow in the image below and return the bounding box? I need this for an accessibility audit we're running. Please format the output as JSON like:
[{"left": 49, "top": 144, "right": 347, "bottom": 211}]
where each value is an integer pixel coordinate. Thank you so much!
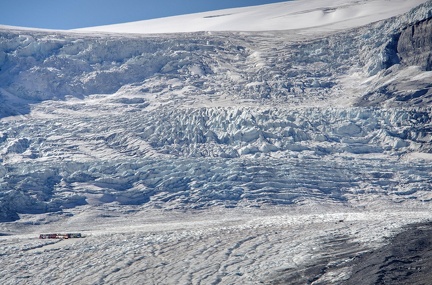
[
  {"left": 77, "top": 0, "right": 428, "bottom": 34},
  {"left": 1, "top": 0, "right": 432, "bottom": 284}
]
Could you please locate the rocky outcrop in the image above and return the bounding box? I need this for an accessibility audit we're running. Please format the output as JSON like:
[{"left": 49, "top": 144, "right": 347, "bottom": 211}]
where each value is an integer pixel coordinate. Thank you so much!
[
  {"left": 397, "top": 18, "right": 432, "bottom": 70},
  {"left": 268, "top": 221, "right": 432, "bottom": 285},
  {"left": 356, "top": 16, "right": 432, "bottom": 107},
  {"left": 345, "top": 222, "right": 432, "bottom": 285}
]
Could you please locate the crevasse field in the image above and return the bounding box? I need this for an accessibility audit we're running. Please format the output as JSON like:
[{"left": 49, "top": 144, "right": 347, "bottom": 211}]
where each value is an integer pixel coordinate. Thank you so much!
[{"left": 1, "top": 0, "right": 432, "bottom": 284}]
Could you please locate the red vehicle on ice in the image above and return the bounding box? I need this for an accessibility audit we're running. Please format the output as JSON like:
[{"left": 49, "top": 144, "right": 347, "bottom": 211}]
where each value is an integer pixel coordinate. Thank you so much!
[{"left": 39, "top": 233, "right": 82, "bottom": 239}]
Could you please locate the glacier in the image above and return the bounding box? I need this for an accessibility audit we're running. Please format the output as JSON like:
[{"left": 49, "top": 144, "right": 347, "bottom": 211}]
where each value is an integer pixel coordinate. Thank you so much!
[{"left": 1, "top": 0, "right": 432, "bottom": 284}]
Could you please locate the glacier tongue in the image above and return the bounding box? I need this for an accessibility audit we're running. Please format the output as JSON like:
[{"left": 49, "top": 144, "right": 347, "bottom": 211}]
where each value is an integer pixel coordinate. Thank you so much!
[{"left": 0, "top": 0, "right": 431, "bottom": 222}]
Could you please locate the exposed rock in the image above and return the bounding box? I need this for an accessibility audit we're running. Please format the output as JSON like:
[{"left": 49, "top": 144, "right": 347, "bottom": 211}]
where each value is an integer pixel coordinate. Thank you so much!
[
  {"left": 356, "top": 14, "right": 432, "bottom": 107},
  {"left": 267, "top": 221, "right": 432, "bottom": 285},
  {"left": 345, "top": 222, "right": 432, "bottom": 285},
  {"left": 397, "top": 18, "right": 432, "bottom": 70}
]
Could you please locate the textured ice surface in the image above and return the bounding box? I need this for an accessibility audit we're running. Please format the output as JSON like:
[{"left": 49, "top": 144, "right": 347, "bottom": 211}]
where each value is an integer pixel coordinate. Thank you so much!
[
  {"left": 0, "top": 105, "right": 431, "bottom": 220},
  {"left": 0, "top": 0, "right": 431, "bottom": 221}
]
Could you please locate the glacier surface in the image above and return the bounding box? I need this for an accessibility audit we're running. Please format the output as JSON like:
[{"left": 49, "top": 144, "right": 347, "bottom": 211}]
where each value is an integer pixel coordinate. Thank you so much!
[{"left": 1, "top": 0, "right": 432, "bottom": 284}]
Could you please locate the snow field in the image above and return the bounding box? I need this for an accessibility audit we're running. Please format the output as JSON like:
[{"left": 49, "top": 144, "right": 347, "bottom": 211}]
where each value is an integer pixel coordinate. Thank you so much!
[{"left": 76, "top": 0, "right": 429, "bottom": 34}]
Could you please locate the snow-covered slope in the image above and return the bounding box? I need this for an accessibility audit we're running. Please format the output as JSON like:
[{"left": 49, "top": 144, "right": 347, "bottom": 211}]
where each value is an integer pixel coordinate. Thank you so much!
[
  {"left": 1, "top": 0, "right": 432, "bottom": 284},
  {"left": 77, "top": 0, "right": 428, "bottom": 34}
]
